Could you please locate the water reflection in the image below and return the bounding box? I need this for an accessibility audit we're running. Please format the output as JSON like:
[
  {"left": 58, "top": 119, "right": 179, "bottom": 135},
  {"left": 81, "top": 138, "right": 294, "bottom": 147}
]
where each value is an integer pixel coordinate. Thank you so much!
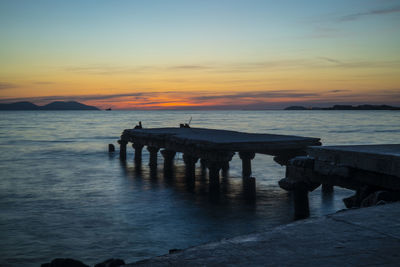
[
  {"left": 149, "top": 164, "right": 158, "bottom": 180},
  {"left": 3, "top": 110, "right": 384, "bottom": 266},
  {"left": 119, "top": 158, "right": 259, "bottom": 207},
  {"left": 118, "top": 149, "right": 353, "bottom": 224},
  {"left": 134, "top": 161, "right": 142, "bottom": 176}
]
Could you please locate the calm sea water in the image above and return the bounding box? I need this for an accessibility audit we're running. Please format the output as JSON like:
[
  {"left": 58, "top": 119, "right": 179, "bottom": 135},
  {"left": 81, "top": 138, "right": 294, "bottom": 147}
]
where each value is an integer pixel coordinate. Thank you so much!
[{"left": 0, "top": 110, "right": 399, "bottom": 266}]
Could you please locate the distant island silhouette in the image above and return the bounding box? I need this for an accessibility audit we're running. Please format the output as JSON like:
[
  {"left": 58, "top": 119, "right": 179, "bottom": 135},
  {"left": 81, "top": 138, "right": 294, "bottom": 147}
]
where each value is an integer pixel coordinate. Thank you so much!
[
  {"left": 0, "top": 101, "right": 99, "bottom": 110},
  {"left": 285, "top": 104, "right": 400, "bottom": 110}
]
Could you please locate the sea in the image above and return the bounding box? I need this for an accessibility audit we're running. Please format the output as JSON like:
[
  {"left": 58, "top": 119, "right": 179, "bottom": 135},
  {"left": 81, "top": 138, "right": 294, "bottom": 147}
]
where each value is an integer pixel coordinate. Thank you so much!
[{"left": 0, "top": 110, "right": 399, "bottom": 266}]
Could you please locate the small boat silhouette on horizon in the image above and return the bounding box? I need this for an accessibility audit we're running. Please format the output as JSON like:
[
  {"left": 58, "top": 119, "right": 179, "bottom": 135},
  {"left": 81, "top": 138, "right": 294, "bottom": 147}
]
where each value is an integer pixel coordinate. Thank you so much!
[{"left": 105, "top": 108, "right": 112, "bottom": 111}]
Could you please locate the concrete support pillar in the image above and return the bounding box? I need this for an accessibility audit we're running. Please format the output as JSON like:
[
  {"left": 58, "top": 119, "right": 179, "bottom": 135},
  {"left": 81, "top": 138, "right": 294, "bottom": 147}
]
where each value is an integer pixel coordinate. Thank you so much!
[
  {"left": 118, "top": 140, "right": 128, "bottom": 161},
  {"left": 183, "top": 154, "right": 198, "bottom": 179},
  {"left": 293, "top": 182, "right": 310, "bottom": 219},
  {"left": 199, "top": 159, "right": 207, "bottom": 179},
  {"left": 322, "top": 184, "right": 334, "bottom": 193},
  {"left": 183, "top": 154, "right": 198, "bottom": 192},
  {"left": 132, "top": 143, "right": 144, "bottom": 164},
  {"left": 147, "top": 146, "right": 159, "bottom": 167},
  {"left": 161, "top": 149, "right": 176, "bottom": 171},
  {"left": 108, "top": 144, "right": 115, "bottom": 153},
  {"left": 221, "top": 161, "right": 229, "bottom": 177},
  {"left": 207, "top": 161, "right": 224, "bottom": 194},
  {"left": 200, "top": 158, "right": 207, "bottom": 170},
  {"left": 239, "top": 152, "right": 255, "bottom": 178}
]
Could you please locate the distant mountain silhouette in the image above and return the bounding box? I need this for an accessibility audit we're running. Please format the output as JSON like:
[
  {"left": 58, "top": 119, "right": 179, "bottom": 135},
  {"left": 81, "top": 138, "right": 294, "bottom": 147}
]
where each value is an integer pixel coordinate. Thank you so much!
[
  {"left": 38, "top": 101, "right": 99, "bottom": 110},
  {"left": 285, "top": 104, "right": 400, "bottom": 110},
  {"left": 0, "top": 101, "right": 39, "bottom": 110},
  {"left": 284, "top": 106, "right": 308, "bottom": 110},
  {"left": 0, "top": 101, "right": 99, "bottom": 110}
]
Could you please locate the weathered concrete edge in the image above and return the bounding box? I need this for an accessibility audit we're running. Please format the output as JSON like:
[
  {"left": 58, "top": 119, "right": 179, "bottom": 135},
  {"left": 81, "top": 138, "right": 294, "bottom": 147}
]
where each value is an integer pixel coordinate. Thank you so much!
[{"left": 125, "top": 202, "right": 400, "bottom": 266}]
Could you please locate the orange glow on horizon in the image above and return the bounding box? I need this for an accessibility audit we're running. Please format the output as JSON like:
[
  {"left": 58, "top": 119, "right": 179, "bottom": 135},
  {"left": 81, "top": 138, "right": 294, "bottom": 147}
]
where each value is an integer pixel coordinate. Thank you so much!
[{"left": 74, "top": 87, "right": 400, "bottom": 110}]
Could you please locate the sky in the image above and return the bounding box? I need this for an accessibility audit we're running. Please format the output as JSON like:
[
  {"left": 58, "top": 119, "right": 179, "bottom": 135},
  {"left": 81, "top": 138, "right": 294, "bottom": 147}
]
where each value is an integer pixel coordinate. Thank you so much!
[{"left": 0, "top": 0, "right": 399, "bottom": 109}]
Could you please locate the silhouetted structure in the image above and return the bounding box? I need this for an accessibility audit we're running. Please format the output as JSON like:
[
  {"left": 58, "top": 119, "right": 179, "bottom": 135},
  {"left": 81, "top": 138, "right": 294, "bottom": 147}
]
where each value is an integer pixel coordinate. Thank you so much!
[
  {"left": 108, "top": 144, "right": 115, "bottom": 152},
  {"left": 280, "top": 145, "right": 400, "bottom": 219},
  {"left": 118, "top": 127, "right": 321, "bottom": 197}
]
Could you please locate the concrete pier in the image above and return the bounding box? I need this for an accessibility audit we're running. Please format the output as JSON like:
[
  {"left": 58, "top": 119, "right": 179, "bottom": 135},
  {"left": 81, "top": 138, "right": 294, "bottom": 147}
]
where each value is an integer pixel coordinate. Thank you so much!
[
  {"left": 127, "top": 202, "right": 400, "bottom": 266},
  {"left": 280, "top": 144, "right": 400, "bottom": 218},
  {"left": 119, "top": 127, "right": 321, "bottom": 195}
]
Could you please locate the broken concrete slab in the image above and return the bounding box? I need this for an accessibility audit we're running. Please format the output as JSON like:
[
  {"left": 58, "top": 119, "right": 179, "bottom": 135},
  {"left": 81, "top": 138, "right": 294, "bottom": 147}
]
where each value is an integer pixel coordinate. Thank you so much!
[{"left": 308, "top": 144, "right": 400, "bottom": 177}]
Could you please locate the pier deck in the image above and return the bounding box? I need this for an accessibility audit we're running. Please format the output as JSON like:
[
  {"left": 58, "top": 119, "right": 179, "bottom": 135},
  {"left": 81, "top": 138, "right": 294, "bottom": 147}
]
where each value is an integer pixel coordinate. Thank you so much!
[{"left": 121, "top": 127, "right": 321, "bottom": 154}]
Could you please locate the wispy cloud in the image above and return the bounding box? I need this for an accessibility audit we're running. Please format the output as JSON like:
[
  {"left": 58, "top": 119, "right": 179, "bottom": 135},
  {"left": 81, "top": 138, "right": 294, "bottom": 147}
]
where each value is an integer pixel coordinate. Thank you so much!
[
  {"left": 319, "top": 57, "right": 343, "bottom": 64},
  {"left": 306, "top": 6, "right": 400, "bottom": 39},
  {"left": 34, "top": 81, "right": 54, "bottom": 85},
  {"left": 339, "top": 6, "right": 400, "bottom": 22},
  {"left": 64, "top": 65, "right": 141, "bottom": 75},
  {"left": 190, "top": 91, "right": 320, "bottom": 101},
  {"left": 64, "top": 64, "right": 214, "bottom": 75},
  {"left": 64, "top": 57, "right": 400, "bottom": 77},
  {"left": 169, "top": 65, "right": 212, "bottom": 70},
  {"left": 0, "top": 82, "right": 18, "bottom": 90},
  {"left": 328, "top": 89, "right": 350, "bottom": 93},
  {"left": 317, "top": 57, "right": 400, "bottom": 69}
]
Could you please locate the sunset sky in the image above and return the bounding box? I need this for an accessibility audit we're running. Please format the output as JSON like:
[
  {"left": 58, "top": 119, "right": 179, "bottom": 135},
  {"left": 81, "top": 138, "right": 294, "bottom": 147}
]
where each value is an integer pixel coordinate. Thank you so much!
[{"left": 1, "top": 0, "right": 399, "bottom": 109}]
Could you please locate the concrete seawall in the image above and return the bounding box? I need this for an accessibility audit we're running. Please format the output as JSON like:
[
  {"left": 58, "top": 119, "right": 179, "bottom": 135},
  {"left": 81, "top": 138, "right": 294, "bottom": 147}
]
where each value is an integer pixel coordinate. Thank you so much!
[{"left": 127, "top": 203, "right": 400, "bottom": 266}]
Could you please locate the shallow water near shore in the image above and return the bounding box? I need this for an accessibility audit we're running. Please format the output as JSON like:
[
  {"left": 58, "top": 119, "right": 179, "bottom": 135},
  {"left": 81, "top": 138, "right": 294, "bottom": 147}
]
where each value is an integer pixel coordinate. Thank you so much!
[{"left": 0, "top": 110, "right": 399, "bottom": 266}]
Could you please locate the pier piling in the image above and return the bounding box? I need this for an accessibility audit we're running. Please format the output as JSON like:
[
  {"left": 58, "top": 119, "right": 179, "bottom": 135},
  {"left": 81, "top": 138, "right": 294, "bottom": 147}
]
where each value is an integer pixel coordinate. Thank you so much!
[
  {"left": 293, "top": 182, "right": 310, "bottom": 219},
  {"left": 161, "top": 149, "right": 176, "bottom": 172},
  {"left": 221, "top": 162, "right": 229, "bottom": 177},
  {"left": 239, "top": 152, "right": 255, "bottom": 178},
  {"left": 207, "top": 161, "right": 223, "bottom": 194},
  {"left": 147, "top": 146, "right": 159, "bottom": 167},
  {"left": 322, "top": 184, "right": 334, "bottom": 193},
  {"left": 200, "top": 159, "right": 207, "bottom": 170},
  {"left": 132, "top": 143, "right": 144, "bottom": 164},
  {"left": 183, "top": 154, "right": 198, "bottom": 179},
  {"left": 108, "top": 144, "right": 115, "bottom": 153},
  {"left": 118, "top": 140, "right": 127, "bottom": 161}
]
